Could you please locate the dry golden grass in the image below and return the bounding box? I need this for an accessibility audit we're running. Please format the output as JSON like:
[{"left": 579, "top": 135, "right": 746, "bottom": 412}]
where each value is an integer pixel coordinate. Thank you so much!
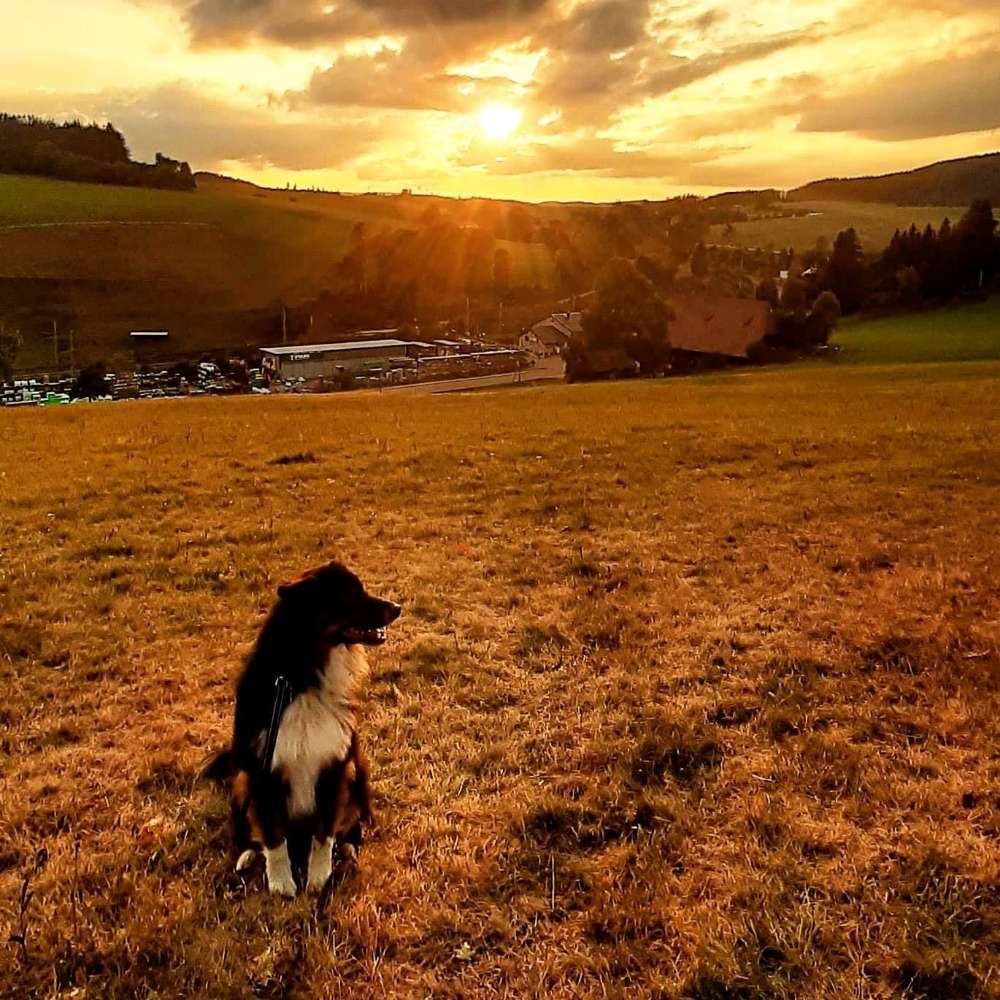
[{"left": 1, "top": 359, "right": 999, "bottom": 999}]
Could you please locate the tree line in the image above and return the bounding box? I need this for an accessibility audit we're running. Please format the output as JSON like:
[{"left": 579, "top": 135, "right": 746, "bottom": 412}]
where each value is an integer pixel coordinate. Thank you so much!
[
  {"left": 765, "top": 198, "right": 998, "bottom": 313},
  {"left": 564, "top": 198, "right": 1000, "bottom": 381},
  {"left": 879, "top": 202, "right": 999, "bottom": 305},
  {"left": 0, "top": 115, "right": 195, "bottom": 191}
]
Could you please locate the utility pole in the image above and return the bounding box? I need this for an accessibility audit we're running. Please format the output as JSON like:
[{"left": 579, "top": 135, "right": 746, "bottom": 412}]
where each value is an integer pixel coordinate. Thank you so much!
[
  {"left": 68, "top": 326, "right": 75, "bottom": 376},
  {"left": 52, "top": 318, "right": 59, "bottom": 368},
  {"left": 497, "top": 299, "right": 504, "bottom": 339},
  {"left": 465, "top": 296, "right": 471, "bottom": 336},
  {"left": 282, "top": 305, "right": 288, "bottom": 345}
]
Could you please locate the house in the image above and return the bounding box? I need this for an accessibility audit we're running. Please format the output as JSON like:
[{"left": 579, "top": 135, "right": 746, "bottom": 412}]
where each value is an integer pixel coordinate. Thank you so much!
[
  {"left": 669, "top": 298, "right": 772, "bottom": 370},
  {"left": 519, "top": 312, "right": 583, "bottom": 357}
]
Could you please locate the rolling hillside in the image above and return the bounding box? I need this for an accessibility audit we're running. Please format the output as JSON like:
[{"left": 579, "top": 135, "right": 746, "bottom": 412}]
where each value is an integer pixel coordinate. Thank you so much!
[
  {"left": 789, "top": 152, "right": 1000, "bottom": 206},
  {"left": 0, "top": 173, "right": 564, "bottom": 369},
  {"left": 708, "top": 200, "right": 968, "bottom": 253},
  {"left": 2, "top": 146, "right": 999, "bottom": 371},
  {"left": 0, "top": 173, "right": 460, "bottom": 306}
]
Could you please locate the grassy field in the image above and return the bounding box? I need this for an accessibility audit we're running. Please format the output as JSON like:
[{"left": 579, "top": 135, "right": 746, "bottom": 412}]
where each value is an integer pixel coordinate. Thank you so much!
[
  {"left": 0, "top": 173, "right": 565, "bottom": 318},
  {"left": 0, "top": 174, "right": 402, "bottom": 304},
  {"left": 833, "top": 298, "right": 1000, "bottom": 365},
  {"left": 2, "top": 332, "right": 999, "bottom": 997},
  {"left": 709, "top": 201, "right": 967, "bottom": 253},
  {"left": 0, "top": 172, "right": 443, "bottom": 234}
]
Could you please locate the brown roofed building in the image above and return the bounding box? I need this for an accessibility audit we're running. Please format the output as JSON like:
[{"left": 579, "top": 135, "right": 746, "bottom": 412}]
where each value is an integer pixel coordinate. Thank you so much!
[{"left": 669, "top": 297, "right": 772, "bottom": 370}]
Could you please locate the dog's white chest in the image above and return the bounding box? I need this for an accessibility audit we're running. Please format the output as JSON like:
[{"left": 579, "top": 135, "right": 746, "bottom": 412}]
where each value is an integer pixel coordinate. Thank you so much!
[{"left": 271, "top": 645, "right": 368, "bottom": 819}]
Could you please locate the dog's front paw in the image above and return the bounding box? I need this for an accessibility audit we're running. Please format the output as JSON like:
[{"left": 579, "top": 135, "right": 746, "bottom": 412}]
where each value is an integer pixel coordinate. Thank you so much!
[
  {"left": 306, "top": 838, "right": 333, "bottom": 892},
  {"left": 267, "top": 870, "right": 298, "bottom": 897},
  {"left": 235, "top": 849, "right": 258, "bottom": 873},
  {"left": 264, "top": 842, "right": 297, "bottom": 897}
]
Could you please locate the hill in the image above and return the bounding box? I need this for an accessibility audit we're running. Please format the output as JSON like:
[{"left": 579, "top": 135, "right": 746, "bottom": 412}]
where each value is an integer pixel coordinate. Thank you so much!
[
  {"left": 789, "top": 152, "right": 1000, "bottom": 206},
  {"left": 0, "top": 114, "right": 194, "bottom": 191},
  {"left": 0, "top": 173, "right": 573, "bottom": 369},
  {"left": 2, "top": 144, "right": 1000, "bottom": 372},
  {"left": 707, "top": 200, "right": 968, "bottom": 253},
  {"left": 1, "top": 346, "right": 998, "bottom": 997}
]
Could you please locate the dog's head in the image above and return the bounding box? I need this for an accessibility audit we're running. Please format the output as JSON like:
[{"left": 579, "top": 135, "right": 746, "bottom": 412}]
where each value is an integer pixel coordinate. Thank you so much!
[{"left": 277, "top": 561, "right": 401, "bottom": 647}]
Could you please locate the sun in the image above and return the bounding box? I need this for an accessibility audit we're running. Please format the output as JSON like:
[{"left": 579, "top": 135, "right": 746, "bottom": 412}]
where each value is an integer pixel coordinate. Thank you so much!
[{"left": 478, "top": 102, "right": 522, "bottom": 140}]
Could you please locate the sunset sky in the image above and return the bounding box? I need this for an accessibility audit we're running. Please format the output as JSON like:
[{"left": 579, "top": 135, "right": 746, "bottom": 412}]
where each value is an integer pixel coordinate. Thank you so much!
[{"left": 3, "top": 0, "right": 998, "bottom": 201}]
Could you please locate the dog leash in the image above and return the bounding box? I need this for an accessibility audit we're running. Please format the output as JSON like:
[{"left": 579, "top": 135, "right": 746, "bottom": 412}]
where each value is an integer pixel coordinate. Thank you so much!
[{"left": 261, "top": 675, "right": 291, "bottom": 774}]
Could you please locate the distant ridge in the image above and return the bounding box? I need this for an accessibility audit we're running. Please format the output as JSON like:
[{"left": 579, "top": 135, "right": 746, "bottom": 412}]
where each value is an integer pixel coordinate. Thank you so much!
[{"left": 788, "top": 152, "right": 1000, "bottom": 206}]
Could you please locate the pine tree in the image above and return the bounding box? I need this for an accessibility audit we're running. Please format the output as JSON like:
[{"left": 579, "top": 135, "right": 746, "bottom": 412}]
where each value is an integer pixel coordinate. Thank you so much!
[
  {"left": 955, "top": 200, "right": 999, "bottom": 288},
  {"left": 822, "top": 228, "right": 865, "bottom": 313}
]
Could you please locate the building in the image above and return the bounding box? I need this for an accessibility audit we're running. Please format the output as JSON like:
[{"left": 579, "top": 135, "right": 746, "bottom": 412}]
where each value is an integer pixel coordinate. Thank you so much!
[
  {"left": 519, "top": 312, "right": 583, "bottom": 357},
  {"left": 416, "top": 349, "right": 522, "bottom": 376},
  {"left": 260, "top": 338, "right": 428, "bottom": 380},
  {"left": 669, "top": 298, "right": 772, "bottom": 370},
  {"left": 432, "top": 339, "right": 464, "bottom": 356}
]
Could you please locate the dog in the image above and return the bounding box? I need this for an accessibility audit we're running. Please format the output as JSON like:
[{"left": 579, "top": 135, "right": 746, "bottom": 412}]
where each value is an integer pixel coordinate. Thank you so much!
[{"left": 206, "top": 561, "right": 401, "bottom": 896}]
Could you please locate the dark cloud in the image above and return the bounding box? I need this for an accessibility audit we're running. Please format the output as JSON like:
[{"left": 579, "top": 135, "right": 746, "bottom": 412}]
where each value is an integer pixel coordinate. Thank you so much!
[
  {"left": 540, "top": 49, "right": 638, "bottom": 103},
  {"left": 796, "top": 47, "right": 1000, "bottom": 140},
  {"left": 554, "top": 0, "right": 651, "bottom": 53},
  {"left": 181, "top": 0, "right": 552, "bottom": 46},
  {"left": 293, "top": 45, "right": 520, "bottom": 112},
  {"left": 190, "top": 0, "right": 828, "bottom": 142},
  {"left": 687, "top": 8, "right": 723, "bottom": 34},
  {"left": 642, "top": 29, "right": 824, "bottom": 97},
  {"left": 291, "top": 1, "right": 652, "bottom": 118},
  {"left": 360, "top": 0, "right": 549, "bottom": 26},
  {"left": 528, "top": 20, "right": 825, "bottom": 133}
]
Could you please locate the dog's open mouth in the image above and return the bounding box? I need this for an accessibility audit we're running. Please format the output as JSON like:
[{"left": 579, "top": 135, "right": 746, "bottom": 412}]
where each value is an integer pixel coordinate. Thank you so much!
[{"left": 340, "top": 626, "right": 388, "bottom": 646}]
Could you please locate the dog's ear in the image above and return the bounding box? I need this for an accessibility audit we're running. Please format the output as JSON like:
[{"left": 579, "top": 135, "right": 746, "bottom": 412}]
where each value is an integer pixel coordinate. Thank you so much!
[
  {"left": 277, "top": 561, "right": 345, "bottom": 600},
  {"left": 277, "top": 570, "right": 318, "bottom": 600}
]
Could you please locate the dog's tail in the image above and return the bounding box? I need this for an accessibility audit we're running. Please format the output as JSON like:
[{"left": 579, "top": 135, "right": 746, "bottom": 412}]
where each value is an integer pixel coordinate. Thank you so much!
[{"left": 199, "top": 747, "right": 236, "bottom": 783}]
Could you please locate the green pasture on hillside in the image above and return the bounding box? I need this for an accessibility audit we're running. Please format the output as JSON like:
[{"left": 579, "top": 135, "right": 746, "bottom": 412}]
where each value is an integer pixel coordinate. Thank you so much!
[
  {"left": 710, "top": 200, "right": 967, "bottom": 254},
  {"left": 832, "top": 298, "right": 1000, "bottom": 365}
]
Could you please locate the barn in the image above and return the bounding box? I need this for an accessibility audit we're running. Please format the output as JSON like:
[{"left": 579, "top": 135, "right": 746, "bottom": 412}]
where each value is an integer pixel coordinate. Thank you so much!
[{"left": 669, "top": 298, "right": 772, "bottom": 371}]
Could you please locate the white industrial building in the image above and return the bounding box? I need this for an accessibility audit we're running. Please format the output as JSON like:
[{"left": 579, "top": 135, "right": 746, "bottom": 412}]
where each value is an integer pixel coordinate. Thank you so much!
[{"left": 260, "top": 338, "right": 431, "bottom": 380}]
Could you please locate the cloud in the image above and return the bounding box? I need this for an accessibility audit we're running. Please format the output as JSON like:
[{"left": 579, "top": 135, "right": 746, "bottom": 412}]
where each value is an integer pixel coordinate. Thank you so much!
[
  {"left": 554, "top": 0, "right": 652, "bottom": 53},
  {"left": 180, "top": 0, "right": 552, "bottom": 47},
  {"left": 796, "top": 46, "right": 1000, "bottom": 140},
  {"left": 641, "top": 28, "right": 825, "bottom": 97},
  {"left": 455, "top": 133, "right": 734, "bottom": 179},
  {"left": 1, "top": 83, "right": 384, "bottom": 170},
  {"left": 293, "top": 44, "right": 521, "bottom": 113}
]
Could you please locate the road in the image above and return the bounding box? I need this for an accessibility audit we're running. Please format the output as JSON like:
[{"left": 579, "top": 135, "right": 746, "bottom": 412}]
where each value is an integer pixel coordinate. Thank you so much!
[{"left": 382, "top": 356, "right": 564, "bottom": 395}]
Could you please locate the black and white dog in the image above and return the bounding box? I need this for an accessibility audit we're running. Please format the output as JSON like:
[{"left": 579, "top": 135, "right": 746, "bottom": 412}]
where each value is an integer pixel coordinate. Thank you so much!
[{"left": 207, "top": 561, "right": 400, "bottom": 896}]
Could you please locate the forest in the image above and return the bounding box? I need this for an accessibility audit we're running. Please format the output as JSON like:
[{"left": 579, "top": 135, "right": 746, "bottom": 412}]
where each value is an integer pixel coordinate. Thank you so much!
[{"left": 0, "top": 115, "right": 195, "bottom": 191}]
